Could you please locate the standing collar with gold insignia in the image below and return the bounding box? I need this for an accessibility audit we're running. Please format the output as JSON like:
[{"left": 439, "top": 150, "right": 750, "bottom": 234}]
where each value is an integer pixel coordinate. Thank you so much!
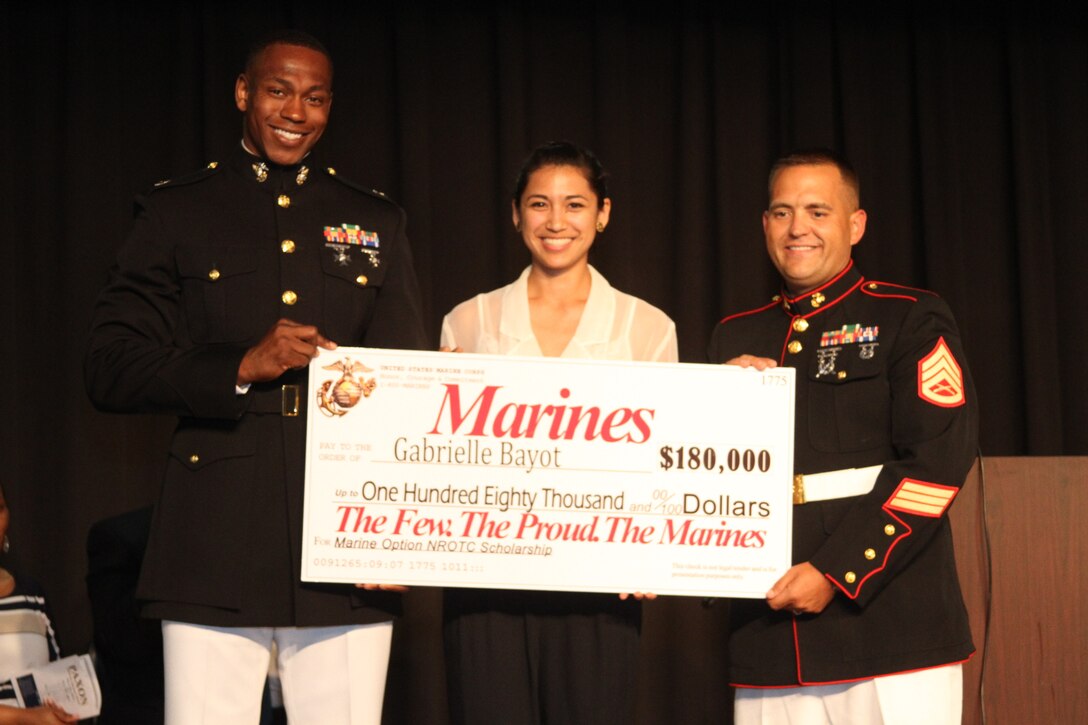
[
  {"left": 232, "top": 142, "right": 316, "bottom": 190},
  {"left": 779, "top": 261, "right": 866, "bottom": 318}
]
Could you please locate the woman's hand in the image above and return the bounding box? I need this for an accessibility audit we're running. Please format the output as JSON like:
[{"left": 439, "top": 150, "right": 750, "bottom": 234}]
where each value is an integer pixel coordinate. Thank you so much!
[{"left": 355, "top": 583, "right": 409, "bottom": 593}]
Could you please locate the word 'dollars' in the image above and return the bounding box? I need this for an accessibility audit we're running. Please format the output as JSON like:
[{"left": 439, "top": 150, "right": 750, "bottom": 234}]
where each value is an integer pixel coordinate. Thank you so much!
[{"left": 428, "top": 384, "right": 655, "bottom": 443}]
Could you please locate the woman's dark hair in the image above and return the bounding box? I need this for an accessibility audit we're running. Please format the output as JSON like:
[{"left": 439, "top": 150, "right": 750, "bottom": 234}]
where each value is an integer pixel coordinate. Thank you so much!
[{"left": 512, "top": 141, "right": 609, "bottom": 208}]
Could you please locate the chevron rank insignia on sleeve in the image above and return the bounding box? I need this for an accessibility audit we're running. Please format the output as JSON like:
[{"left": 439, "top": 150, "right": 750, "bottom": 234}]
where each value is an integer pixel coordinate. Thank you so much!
[
  {"left": 886, "top": 478, "right": 958, "bottom": 517},
  {"left": 917, "top": 337, "right": 965, "bottom": 407}
]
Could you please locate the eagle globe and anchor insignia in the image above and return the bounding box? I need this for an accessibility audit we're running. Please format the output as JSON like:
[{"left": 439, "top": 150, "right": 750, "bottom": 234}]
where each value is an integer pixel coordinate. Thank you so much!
[{"left": 316, "top": 358, "right": 377, "bottom": 417}]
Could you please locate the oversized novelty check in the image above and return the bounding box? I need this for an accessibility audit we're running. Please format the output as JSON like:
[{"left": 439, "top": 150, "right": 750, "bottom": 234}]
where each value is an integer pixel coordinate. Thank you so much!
[{"left": 301, "top": 348, "right": 795, "bottom": 598}]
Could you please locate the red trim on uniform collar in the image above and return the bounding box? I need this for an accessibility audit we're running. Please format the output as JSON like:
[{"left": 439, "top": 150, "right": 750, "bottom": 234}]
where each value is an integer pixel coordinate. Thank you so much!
[
  {"left": 779, "top": 262, "right": 865, "bottom": 318},
  {"left": 782, "top": 260, "right": 855, "bottom": 303}
]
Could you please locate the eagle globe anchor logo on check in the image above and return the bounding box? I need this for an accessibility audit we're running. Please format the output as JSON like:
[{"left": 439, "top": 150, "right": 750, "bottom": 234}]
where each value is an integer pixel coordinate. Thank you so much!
[{"left": 316, "top": 358, "right": 377, "bottom": 417}]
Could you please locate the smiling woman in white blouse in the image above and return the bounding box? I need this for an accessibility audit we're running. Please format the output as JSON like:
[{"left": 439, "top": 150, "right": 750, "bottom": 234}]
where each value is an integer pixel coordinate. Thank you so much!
[{"left": 440, "top": 141, "right": 677, "bottom": 725}]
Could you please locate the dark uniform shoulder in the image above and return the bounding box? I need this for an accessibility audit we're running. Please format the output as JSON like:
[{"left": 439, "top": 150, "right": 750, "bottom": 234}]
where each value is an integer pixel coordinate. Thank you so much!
[
  {"left": 718, "top": 295, "right": 783, "bottom": 325},
  {"left": 857, "top": 280, "right": 955, "bottom": 323},
  {"left": 322, "top": 166, "right": 400, "bottom": 206},
  {"left": 147, "top": 161, "right": 221, "bottom": 194},
  {"left": 858, "top": 279, "right": 940, "bottom": 302},
  {"left": 708, "top": 294, "right": 784, "bottom": 363}
]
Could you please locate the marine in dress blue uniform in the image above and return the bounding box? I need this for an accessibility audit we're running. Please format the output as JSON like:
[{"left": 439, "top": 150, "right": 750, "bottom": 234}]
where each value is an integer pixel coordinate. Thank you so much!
[{"left": 708, "top": 152, "right": 976, "bottom": 723}]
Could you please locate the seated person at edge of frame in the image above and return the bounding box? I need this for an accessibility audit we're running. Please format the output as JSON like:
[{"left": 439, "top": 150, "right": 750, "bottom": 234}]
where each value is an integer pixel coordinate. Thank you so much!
[
  {"left": 708, "top": 149, "right": 977, "bottom": 725},
  {"left": 440, "top": 141, "right": 678, "bottom": 725},
  {"left": 0, "top": 482, "right": 76, "bottom": 724}
]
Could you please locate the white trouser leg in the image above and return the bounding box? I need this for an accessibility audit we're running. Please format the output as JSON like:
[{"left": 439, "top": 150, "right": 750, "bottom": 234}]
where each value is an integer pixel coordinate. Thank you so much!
[
  {"left": 735, "top": 663, "right": 963, "bottom": 725},
  {"left": 275, "top": 621, "right": 393, "bottom": 725},
  {"left": 871, "top": 663, "right": 963, "bottom": 725},
  {"left": 162, "top": 621, "right": 273, "bottom": 725}
]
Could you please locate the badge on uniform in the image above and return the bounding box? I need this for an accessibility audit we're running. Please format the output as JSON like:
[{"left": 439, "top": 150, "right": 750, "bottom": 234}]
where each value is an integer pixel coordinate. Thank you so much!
[
  {"left": 323, "top": 224, "right": 382, "bottom": 268},
  {"left": 820, "top": 323, "right": 878, "bottom": 347},
  {"left": 917, "top": 337, "right": 965, "bottom": 407},
  {"left": 816, "top": 348, "right": 840, "bottom": 377},
  {"left": 360, "top": 230, "right": 380, "bottom": 268},
  {"left": 820, "top": 323, "right": 880, "bottom": 363}
]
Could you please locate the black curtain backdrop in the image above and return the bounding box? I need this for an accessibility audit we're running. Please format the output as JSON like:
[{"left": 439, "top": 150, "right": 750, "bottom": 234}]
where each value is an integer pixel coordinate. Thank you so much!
[{"left": 2, "top": 2, "right": 1085, "bottom": 722}]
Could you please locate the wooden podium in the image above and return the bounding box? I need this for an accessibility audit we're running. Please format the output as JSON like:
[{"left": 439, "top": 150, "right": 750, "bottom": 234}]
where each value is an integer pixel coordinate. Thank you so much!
[{"left": 952, "top": 457, "right": 1088, "bottom": 724}]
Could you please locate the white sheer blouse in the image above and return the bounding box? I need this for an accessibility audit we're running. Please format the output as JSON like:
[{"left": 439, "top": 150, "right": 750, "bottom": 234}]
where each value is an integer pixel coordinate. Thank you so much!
[{"left": 441, "top": 266, "right": 678, "bottom": 362}]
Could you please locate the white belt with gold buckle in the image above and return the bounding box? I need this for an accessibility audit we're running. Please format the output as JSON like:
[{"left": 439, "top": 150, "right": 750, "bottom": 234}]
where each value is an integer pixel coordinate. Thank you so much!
[{"left": 793, "top": 465, "right": 882, "bottom": 504}]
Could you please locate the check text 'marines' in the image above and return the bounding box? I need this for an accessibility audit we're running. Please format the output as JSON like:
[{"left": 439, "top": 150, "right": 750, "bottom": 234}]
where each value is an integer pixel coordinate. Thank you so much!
[{"left": 427, "top": 384, "right": 654, "bottom": 444}]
